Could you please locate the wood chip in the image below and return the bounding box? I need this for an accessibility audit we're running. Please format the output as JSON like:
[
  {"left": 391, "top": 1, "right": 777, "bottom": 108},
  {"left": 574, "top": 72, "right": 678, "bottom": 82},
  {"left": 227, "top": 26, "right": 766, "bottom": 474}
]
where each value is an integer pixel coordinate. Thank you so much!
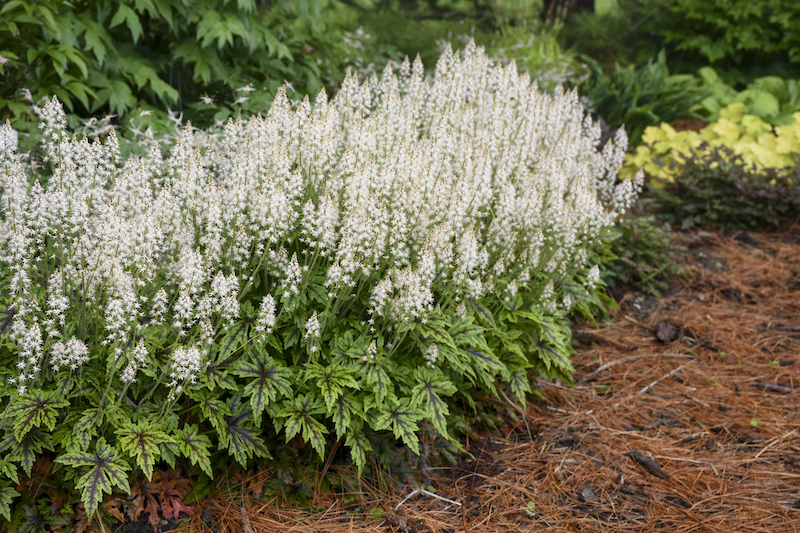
[{"left": 627, "top": 450, "right": 670, "bottom": 479}]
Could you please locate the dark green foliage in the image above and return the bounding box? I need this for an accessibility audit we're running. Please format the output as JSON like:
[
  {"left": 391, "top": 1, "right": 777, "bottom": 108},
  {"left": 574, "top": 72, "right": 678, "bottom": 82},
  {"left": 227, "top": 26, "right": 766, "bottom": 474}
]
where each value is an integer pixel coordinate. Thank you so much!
[
  {"left": 652, "top": 145, "right": 800, "bottom": 230},
  {"left": 580, "top": 51, "right": 707, "bottom": 146},
  {"left": 638, "top": 0, "right": 800, "bottom": 82},
  {"left": 0, "top": 0, "right": 339, "bottom": 127},
  {"left": 561, "top": 0, "right": 662, "bottom": 69},
  {"left": 599, "top": 205, "right": 684, "bottom": 297}
]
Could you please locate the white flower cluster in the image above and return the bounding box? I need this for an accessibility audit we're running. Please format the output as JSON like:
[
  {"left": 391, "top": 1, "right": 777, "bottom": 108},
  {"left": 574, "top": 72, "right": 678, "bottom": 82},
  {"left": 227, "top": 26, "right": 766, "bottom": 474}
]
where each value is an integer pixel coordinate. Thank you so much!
[
  {"left": 50, "top": 337, "right": 90, "bottom": 372},
  {"left": 424, "top": 344, "right": 439, "bottom": 367},
  {"left": 120, "top": 339, "right": 149, "bottom": 384},
  {"left": 167, "top": 345, "right": 204, "bottom": 399},
  {"left": 0, "top": 41, "right": 640, "bottom": 392}
]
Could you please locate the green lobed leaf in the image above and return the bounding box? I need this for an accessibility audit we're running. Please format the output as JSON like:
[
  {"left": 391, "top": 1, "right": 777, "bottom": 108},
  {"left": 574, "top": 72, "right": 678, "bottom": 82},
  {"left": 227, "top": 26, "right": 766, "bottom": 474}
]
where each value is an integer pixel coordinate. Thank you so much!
[
  {"left": 190, "top": 391, "right": 231, "bottom": 439},
  {"left": 330, "top": 394, "right": 363, "bottom": 440},
  {"left": 0, "top": 481, "right": 19, "bottom": 522},
  {"left": 304, "top": 363, "right": 360, "bottom": 412},
  {"left": 231, "top": 347, "right": 293, "bottom": 427},
  {"left": 11, "top": 390, "right": 70, "bottom": 442},
  {"left": 364, "top": 361, "right": 393, "bottom": 404},
  {"left": 410, "top": 367, "right": 456, "bottom": 438},
  {"left": 220, "top": 396, "right": 271, "bottom": 466},
  {"left": 344, "top": 429, "right": 372, "bottom": 473},
  {"left": 73, "top": 408, "right": 102, "bottom": 451},
  {"left": 174, "top": 424, "right": 213, "bottom": 478},
  {"left": 0, "top": 457, "right": 19, "bottom": 485},
  {"left": 277, "top": 393, "right": 328, "bottom": 458},
  {"left": 116, "top": 421, "right": 174, "bottom": 480},
  {"left": 374, "top": 396, "right": 423, "bottom": 455},
  {"left": 55, "top": 438, "right": 130, "bottom": 518}
]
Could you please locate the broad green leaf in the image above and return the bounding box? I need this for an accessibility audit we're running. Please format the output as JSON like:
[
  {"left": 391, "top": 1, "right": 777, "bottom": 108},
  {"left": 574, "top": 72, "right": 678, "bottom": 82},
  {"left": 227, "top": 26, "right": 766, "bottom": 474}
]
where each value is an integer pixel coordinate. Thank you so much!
[
  {"left": 0, "top": 481, "right": 19, "bottom": 522},
  {"left": 1, "top": 429, "right": 53, "bottom": 477},
  {"left": 11, "top": 390, "right": 70, "bottom": 442},
  {"left": 345, "top": 430, "right": 372, "bottom": 473},
  {"left": 175, "top": 424, "right": 213, "bottom": 478},
  {"left": 220, "top": 396, "right": 271, "bottom": 466},
  {"left": 374, "top": 396, "right": 423, "bottom": 454},
  {"left": 217, "top": 319, "right": 250, "bottom": 361},
  {"left": 418, "top": 317, "right": 458, "bottom": 351},
  {"left": 364, "top": 362, "right": 393, "bottom": 404},
  {"left": 190, "top": 391, "right": 231, "bottom": 436},
  {"left": 231, "top": 348, "right": 292, "bottom": 427},
  {"left": 0, "top": 457, "right": 19, "bottom": 485},
  {"left": 410, "top": 367, "right": 456, "bottom": 438},
  {"left": 116, "top": 421, "right": 174, "bottom": 480},
  {"left": 277, "top": 393, "right": 328, "bottom": 458},
  {"left": 110, "top": 3, "right": 143, "bottom": 43},
  {"left": 55, "top": 438, "right": 130, "bottom": 518},
  {"left": 331, "top": 394, "right": 362, "bottom": 440},
  {"left": 509, "top": 370, "right": 532, "bottom": 404},
  {"left": 73, "top": 408, "right": 102, "bottom": 451},
  {"left": 304, "top": 363, "right": 360, "bottom": 412}
]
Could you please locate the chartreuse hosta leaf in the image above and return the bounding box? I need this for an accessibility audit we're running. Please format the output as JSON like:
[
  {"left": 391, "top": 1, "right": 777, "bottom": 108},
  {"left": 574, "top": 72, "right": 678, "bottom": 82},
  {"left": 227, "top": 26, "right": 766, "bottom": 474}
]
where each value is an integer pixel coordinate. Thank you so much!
[
  {"left": 0, "top": 480, "right": 19, "bottom": 522},
  {"left": 11, "top": 390, "right": 70, "bottom": 442},
  {"left": 410, "top": 367, "right": 457, "bottom": 439},
  {"left": 116, "top": 420, "right": 175, "bottom": 480},
  {"left": 230, "top": 347, "right": 293, "bottom": 427},
  {"left": 304, "top": 363, "right": 360, "bottom": 412},
  {"left": 174, "top": 424, "right": 213, "bottom": 478},
  {"left": 374, "top": 395, "right": 424, "bottom": 455},
  {"left": 55, "top": 438, "right": 131, "bottom": 518},
  {"left": 276, "top": 393, "right": 328, "bottom": 458}
]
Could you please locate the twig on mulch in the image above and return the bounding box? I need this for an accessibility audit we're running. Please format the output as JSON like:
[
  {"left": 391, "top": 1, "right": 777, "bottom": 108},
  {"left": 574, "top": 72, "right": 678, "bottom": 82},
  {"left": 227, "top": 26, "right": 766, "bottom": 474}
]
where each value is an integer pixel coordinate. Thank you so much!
[
  {"left": 593, "top": 353, "right": 696, "bottom": 376},
  {"left": 394, "top": 488, "right": 462, "bottom": 511}
]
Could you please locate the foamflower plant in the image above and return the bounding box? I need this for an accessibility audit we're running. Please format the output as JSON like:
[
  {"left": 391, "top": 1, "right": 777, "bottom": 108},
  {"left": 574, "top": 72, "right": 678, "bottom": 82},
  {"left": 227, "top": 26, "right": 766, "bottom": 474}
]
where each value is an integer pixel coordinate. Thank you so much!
[{"left": 0, "top": 41, "right": 641, "bottom": 520}]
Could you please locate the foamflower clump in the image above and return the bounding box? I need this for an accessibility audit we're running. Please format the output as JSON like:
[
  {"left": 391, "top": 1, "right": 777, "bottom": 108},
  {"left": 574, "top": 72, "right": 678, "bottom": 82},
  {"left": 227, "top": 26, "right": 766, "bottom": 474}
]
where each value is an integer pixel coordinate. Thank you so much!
[{"left": 0, "top": 41, "right": 639, "bottom": 466}]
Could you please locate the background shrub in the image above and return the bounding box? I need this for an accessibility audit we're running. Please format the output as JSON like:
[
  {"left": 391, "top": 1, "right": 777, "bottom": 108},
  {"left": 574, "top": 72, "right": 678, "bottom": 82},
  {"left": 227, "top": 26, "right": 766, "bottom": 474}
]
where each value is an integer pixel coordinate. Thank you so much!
[
  {"left": 650, "top": 145, "right": 800, "bottom": 230},
  {"left": 579, "top": 51, "right": 706, "bottom": 146},
  {"left": 0, "top": 0, "right": 341, "bottom": 134},
  {"left": 637, "top": 0, "right": 800, "bottom": 83}
]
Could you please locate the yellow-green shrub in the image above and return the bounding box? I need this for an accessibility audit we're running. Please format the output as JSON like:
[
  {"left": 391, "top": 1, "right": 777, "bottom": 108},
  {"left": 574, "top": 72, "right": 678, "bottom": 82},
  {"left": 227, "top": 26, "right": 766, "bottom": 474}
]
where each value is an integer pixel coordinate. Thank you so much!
[{"left": 623, "top": 103, "right": 800, "bottom": 182}]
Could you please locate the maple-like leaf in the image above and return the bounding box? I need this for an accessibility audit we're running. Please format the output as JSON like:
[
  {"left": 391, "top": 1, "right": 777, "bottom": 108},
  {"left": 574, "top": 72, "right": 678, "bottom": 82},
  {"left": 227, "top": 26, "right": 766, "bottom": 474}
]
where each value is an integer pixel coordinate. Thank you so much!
[
  {"left": 174, "top": 424, "right": 213, "bottom": 478},
  {"left": 410, "top": 366, "right": 456, "bottom": 438},
  {"left": 11, "top": 390, "right": 70, "bottom": 442},
  {"left": 219, "top": 396, "right": 271, "bottom": 467},
  {"left": 116, "top": 421, "right": 174, "bottom": 480},
  {"left": 0, "top": 481, "right": 20, "bottom": 522},
  {"left": 374, "top": 396, "right": 423, "bottom": 454},
  {"left": 304, "top": 363, "right": 360, "bottom": 412},
  {"left": 276, "top": 393, "right": 328, "bottom": 458},
  {"left": 55, "top": 438, "right": 131, "bottom": 518},
  {"left": 230, "top": 347, "right": 293, "bottom": 427}
]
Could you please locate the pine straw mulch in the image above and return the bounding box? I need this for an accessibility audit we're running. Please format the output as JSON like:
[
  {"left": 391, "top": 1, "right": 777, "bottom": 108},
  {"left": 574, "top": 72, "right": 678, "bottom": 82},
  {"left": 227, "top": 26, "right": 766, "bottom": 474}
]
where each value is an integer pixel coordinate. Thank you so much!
[{"left": 193, "top": 223, "right": 800, "bottom": 533}]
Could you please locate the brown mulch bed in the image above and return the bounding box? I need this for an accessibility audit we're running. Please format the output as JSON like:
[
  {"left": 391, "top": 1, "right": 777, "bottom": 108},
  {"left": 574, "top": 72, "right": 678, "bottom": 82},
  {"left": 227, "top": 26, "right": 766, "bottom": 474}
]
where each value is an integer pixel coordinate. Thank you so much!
[{"left": 195, "top": 224, "right": 800, "bottom": 533}]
